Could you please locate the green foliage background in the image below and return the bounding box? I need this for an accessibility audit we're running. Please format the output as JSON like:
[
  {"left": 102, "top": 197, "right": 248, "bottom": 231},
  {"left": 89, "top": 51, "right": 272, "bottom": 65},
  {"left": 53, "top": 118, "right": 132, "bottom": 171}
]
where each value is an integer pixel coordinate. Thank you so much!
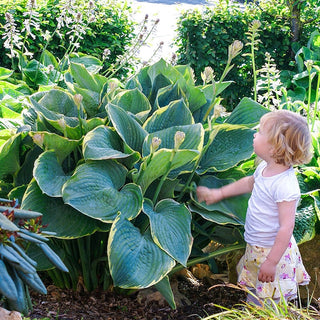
[
  {"left": 175, "top": 0, "right": 320, "bottom": 109},
  {"left": 0, "top": 0, "right": 136, "bottom": 79}
]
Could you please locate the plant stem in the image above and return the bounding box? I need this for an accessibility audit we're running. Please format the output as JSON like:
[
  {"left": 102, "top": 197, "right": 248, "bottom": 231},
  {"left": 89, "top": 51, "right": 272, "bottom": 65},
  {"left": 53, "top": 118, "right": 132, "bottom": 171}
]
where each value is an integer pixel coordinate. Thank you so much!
[
  {"left": 307, "top": 68, "right": 313, "bottom": 124},
  {"left": 177, "top": 127, "right": 219, "bottom": 202},
  {"left": 152, "top": 150, "right": 176, "bottom": 204},
  {"left": 169, "top": 242, "right": 246, "bottom": 276},
  {"left": 252, "top": 40, "right": 257, "bottom": 102},
  {"left": 104, "top": 18, "right": 159, "bottom": 79},
  {"left": 311, "top": 71, "right": 320, "bottom": 131},
  {"left": 77, "top": 237, "right": 92, "bottom": 291}
]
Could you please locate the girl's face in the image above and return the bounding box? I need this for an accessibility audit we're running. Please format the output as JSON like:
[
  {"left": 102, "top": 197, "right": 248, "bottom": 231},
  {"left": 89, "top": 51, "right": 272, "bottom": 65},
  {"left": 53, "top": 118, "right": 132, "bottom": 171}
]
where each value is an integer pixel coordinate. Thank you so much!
[{"left": 253, "top": 122, "right": 274, "bottom": 161}]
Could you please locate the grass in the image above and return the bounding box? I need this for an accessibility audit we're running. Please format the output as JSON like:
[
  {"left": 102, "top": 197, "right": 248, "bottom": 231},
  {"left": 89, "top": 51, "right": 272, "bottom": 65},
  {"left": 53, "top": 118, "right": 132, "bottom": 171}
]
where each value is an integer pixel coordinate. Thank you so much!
[
  {"left": 202, "top": 284, "right": 320, "bottom": 320},
  {"left": 202, "top": 302, "right": 320, "bottom": 319}
]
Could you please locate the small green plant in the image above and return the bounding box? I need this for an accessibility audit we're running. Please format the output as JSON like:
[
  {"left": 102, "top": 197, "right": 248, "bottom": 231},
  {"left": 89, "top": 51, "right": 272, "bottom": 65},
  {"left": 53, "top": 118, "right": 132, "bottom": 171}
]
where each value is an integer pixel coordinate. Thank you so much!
[{"left": 0, "top": 198, "right": 68, "bottom": 314}]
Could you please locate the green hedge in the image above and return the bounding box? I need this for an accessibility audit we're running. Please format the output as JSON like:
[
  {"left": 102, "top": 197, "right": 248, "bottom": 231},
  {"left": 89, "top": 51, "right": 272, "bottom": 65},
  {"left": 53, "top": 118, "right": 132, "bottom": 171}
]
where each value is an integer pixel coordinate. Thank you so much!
[
  {"left": 175, "top": 1, "right": 318, "bottom": 109},
  {"left": 0, "top": 0, "right": 136, "bottom": 79}
]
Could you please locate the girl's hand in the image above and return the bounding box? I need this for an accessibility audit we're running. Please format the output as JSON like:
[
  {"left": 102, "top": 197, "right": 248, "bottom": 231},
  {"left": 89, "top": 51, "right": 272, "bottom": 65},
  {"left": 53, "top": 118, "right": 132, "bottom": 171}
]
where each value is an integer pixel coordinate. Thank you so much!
[
  {"left": 258, "top": 258, "right": 277, "bottom": 283},
  {"left": 196, "top": 186, "right": 223, "bottom": 205}
]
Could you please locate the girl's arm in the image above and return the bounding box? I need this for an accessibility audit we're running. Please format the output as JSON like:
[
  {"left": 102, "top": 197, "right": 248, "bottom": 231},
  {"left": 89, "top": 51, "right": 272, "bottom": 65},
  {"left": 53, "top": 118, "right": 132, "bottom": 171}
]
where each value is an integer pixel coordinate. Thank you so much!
[
  {"left": 196, "top": 175, "right": 254, "bottom": 205},
  {"left": 258, "top": 200, "right": 296, "bottom": 283}
]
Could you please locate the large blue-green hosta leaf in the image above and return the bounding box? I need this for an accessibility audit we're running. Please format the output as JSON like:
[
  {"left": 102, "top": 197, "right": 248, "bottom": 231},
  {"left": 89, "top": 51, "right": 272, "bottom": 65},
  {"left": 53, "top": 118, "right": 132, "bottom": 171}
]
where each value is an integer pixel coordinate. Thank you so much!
[
  {"left": 69, "top": 53, "right": 103, "bottom": 73},
  {"left": 293, "top": 195, "right": 319, "bottom": 244},
  {"left": 111, "top": 88, "right": 151, "bottom": 123},
  {"left": 154, "top": 81, "right": 187, "bottom": 109},
  {"left": 143, "top": 99, "right": 193, "bottom": 133},
  {"left": 107, "top": 103, "right": 148, "bottom": 154},
  {"left": 191, "top": 82, "right": 233, "bottom": 122},
  {"left": 83, "top": 125, "right": 131, "bottom": 160},
  {"left": 23, "top": 60, "right": 55, "bottom": 85},
  {"left": 199, "top": 124, "right": 254, "bottom": 173},
  {"left": 147, "top": 59, "right": 183, "bottom": 85},
  {"left": 62, "top": 161, "right": 143, "bottom": 222},
  {"left": 190, "top": 175, "right": 249, "bottom": 224},
  {"left": 29, "top": 132, "right": 80, "bottom": 164},
  {"left": 69, "top": 86, "right": 101, "bottom": 118},
  {"left": 34, "top": 150, "right": 69, "bottom": 197},
  {"left": 0, "top": 67, "right": 13, "bottom": 80},
  {"left": 135, "top": 148, "right": 199, "bottom": 194},
  {"left": 0, "top": 104, "right": 22, "bottom": 119},
  {"left": 174, "top": 64, "right": 195, "bottom": 87},
  {"left": 108, "top": 214, "right": 175, "bottom": 288},
  {"left": 225, "top": 97, "right": 269, "bottom": 127},
  {"left": 33, "top": 89, "right": 80, "bottom": 118},
  {"left": 66, "top": 62, "right": 108, "bottom": 117},
  {"left": 22, "top": 180, "right": 109, "bottom": 238},
  {"left": 142, "top": 124, "right": 204, "bottom": 157},
  {"left": 154, "top": 276, "right": 176, "bottom": 309},
  {"left": 0, "top": 132, "right": 21, "bottom": 179},
  {"left": 186, "top": 86, "right": 207, "bottom": 113},
  {"left": 69, "top": 62, "right": 107, "bottom": 93},
  {"left": 29, "top": 92, "right": 83, "bottom": 139},
  {"left": 143, "top": 198, "right": 193, "bottom": 267}
]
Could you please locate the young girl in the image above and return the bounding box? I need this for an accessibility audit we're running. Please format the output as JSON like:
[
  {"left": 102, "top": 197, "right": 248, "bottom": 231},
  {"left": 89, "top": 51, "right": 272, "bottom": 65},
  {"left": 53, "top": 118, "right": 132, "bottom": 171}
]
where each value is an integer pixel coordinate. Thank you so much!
[{"left": 197, "top": 110, "right": 312, "bottom": 303}]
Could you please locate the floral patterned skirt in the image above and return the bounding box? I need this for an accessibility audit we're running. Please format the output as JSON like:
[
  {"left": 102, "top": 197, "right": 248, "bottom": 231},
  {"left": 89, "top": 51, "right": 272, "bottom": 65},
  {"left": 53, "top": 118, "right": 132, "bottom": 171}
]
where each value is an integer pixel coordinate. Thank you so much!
[{"left": 237, "top": 237, "right": 310, "bottom": 300}]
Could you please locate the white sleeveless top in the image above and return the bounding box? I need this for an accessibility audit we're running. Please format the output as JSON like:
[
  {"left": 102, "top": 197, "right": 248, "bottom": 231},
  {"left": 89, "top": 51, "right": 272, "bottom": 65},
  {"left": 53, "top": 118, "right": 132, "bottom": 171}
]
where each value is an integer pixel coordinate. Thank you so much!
[{"left": 244, "top": 161, "right": 300, "bottom": 247}]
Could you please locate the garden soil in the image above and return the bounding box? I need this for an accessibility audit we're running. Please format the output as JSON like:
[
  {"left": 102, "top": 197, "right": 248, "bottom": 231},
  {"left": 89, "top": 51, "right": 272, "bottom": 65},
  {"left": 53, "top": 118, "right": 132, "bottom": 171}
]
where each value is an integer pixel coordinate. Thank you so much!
[{"left": 28, "top": 272, "right": 247, "bottom": 320}]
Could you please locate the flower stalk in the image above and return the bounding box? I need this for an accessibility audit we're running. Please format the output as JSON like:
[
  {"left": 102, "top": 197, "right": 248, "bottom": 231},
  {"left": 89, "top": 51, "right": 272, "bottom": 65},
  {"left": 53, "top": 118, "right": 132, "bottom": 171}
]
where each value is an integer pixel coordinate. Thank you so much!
[
  {"left": 244, "top": 20, "right": 262, "bottom": 102},
  {"left": 202, "top": 40, "right": 243, "bottom": 122},
  {"left": 152, "top": 131, "right": 185, "bottom": 204},
  {"left": 312, "top": 65, "right": 320, "bottom": 131}
]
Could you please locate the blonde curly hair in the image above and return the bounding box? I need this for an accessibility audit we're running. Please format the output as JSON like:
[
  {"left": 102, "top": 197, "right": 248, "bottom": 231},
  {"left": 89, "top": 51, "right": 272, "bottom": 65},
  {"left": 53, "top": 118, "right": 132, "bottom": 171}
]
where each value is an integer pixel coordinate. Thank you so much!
[{"left": 260, "top": 110, "right": 313, "bottom": 166}]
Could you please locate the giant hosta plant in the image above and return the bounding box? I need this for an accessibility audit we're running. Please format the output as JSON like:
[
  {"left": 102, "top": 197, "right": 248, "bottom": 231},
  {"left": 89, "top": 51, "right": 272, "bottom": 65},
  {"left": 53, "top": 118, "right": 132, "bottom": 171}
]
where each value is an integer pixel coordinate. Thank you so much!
[{"left": 0, "top": 58, "right": 271, "bottom": 308}]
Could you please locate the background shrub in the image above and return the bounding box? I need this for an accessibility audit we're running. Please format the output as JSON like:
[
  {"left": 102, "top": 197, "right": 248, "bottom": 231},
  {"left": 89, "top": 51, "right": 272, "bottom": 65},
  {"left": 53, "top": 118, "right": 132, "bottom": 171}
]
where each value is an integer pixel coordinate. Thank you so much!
[
  {"left": 175, "top": 0, "right": 319, "bottom": 110},
  {"left": 0, "top": 0, "right": 136, "bottom": 79}
]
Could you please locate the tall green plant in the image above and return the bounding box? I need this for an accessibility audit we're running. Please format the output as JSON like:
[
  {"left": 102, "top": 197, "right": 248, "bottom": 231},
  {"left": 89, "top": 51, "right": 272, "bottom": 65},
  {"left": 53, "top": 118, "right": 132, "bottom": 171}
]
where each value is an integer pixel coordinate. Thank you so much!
[
  {"left": 1, "top": 55, "right": 319, "bottom": 311},
  {"left": 0, "top": 52, "right": 269, "bottom": 308}
]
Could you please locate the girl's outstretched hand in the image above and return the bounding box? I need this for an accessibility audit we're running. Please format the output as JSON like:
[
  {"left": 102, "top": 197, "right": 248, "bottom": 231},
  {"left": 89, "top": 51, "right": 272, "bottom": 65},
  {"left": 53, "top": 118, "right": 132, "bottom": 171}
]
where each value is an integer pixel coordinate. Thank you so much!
[{"left": 196, "top": 186, "right": 223, "bottom": 205}]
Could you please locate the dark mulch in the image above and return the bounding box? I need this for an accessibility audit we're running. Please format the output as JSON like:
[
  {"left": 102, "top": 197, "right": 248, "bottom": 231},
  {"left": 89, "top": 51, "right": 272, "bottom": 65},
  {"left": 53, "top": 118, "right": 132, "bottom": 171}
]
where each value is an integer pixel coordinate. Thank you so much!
[{"left": 28, "top": 277, "right": 247, "bottom": 320}]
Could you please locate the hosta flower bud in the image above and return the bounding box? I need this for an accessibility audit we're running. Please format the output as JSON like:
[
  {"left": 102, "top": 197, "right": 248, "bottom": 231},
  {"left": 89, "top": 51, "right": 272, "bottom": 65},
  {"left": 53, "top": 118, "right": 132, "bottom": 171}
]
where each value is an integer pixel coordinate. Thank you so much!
[
  {"left": 304, "top": 60, "right": 314, "bottom": 72},
  {"left": 150, "top": 137, "right": 161, "bottom": 153},
  {"left": 228, "top": 40, "right": 243, "bottom": 61},
  {"left": 32, "top": 133, "right": 44, "bottom": 148},
  {"left": 89, "top": 0, "right": 94, "bottom": 9},
  {"left": 174, "top": 131, "right": 185, "bottom": 150},
  {"left": 103, "top": 48, "right": 111, "bottom": 60},
  {"left": 58, "top": 118, "right": 66, "bottom": 131},
  {"left": 314, "top": 65, "right": 320, "bottom": 73},
  {"left": 109, "top": 80, "right": 118, "bottom": 92},
  {"left": 201, "top": 66, "right": 214, "bottom": 84},
  {"left": 73, "top": 94, "right": 83, "bottom": 107},
  {"left": 251, "top": 20, "right": 262, "bottom": 31},
  {"left": 213, "top": 105, "right": 226, "bottom": 119}
]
